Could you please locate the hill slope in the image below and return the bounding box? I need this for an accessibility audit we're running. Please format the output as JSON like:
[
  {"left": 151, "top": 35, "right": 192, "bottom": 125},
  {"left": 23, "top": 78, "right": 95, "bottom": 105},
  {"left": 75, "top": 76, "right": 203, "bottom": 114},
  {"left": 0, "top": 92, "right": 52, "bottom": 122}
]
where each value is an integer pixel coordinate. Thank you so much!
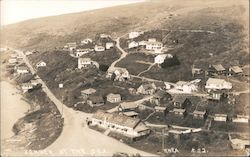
[{"left": 1, "top": 0, "right": 248, "bottom": 52}]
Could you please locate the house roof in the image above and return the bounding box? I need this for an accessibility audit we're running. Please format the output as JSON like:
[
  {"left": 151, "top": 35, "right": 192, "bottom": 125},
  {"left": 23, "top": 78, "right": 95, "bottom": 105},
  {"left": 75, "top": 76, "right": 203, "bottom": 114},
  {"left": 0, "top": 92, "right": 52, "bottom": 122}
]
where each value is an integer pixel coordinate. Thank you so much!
[
  {"left": 230, "top": 138, "right": 250, "bottom": 145},
  {"left": 172, "top": 95, "right": 188, "bottom": 104},
  {"left": 107, "top": 93, "right": 121, "bottom": 99},
  {"left": 173, "top": 108, "right": 185, "bottom": 113},
  {"left": 154, "top": 82, "right": 165, "bottom": 88},
  {"left": 17, "top": 66, "right": 29, "bottom": 70},
  {"left": 230, "top": 66, "right": 243, "bottom": 73},
  {"left": 140, "top": 83, "right": 156, "bottom": 90},
  {"left": 214, "top": 114, "right": 227, "bottom": 117},
  {"left": 212, "top": 64, "right": 225, "bottom": 71},
  {"left": 193, "top": 110, "right": 206, "bottom": 115},
  {"left": 206, "top": 78, "right": 228, "bottom": 85},
  {"left": 154, "top": 90, "right": 170, "bottom": 99},
  {"left": 88, "top": 95, "right": 104, "bottom": 103},
  {"left": 81, "top": 88, "right": 96, "bottom": 95},
  {"left": 22, "top": 83, "right": 33, "bottom": 86},
  {"left": 92, "top": 110, "right": 142, "bottom": 129},
  {"left": 176, "top": 81, "right": 188, "bottom": 86},
  {"left": 119, "top": 102, "right": 138, "bottom": 110},
  {"left": 122, "top": 111, "right": 139, "bottom": 117},
  {"left": 154, "top": 106, "right": 167, "bottom": 110},
  {"left": 79, "top": 58, "right": 91, "bottom": 62}
]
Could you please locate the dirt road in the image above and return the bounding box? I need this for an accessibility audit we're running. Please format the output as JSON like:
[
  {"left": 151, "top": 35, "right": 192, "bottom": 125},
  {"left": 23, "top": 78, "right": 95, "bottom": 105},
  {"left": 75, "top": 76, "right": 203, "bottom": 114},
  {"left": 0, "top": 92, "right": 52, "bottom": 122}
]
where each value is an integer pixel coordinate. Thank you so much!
[{"left": 11, "top": 48, "right": 155, "bottom": 156}]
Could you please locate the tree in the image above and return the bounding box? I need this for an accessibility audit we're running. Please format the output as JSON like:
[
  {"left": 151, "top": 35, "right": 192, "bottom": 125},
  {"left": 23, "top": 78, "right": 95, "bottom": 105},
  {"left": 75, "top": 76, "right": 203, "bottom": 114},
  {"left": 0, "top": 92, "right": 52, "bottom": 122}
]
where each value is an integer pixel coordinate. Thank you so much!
[
  {"left": 160, "top": 55, "right": 180, "bottom": 68},
  {"left": 99, "top": 64, "right": 109, "bottom": 72}
]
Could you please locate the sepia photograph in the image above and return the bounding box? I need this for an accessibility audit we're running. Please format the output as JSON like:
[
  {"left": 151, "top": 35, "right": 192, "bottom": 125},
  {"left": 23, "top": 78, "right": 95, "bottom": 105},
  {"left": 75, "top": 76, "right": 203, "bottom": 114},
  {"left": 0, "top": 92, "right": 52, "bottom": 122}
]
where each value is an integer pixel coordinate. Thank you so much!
[{"left": 0, "top": 0, "right": 249, "bottom": 156}]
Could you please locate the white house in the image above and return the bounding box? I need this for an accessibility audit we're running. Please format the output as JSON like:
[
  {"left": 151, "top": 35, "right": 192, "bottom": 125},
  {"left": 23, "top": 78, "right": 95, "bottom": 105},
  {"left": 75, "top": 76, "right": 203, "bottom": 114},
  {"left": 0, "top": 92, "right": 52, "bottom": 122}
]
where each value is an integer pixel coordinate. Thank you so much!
[
  {"left": 25, "top": 51, "right": 33, "bottom": 56},
  {"left": 230, "top": 138, "right": 250, "bottom": 150},
  {"left": 81, "top": 38, "right": 92, "bottom": 45},
  {"left": 108, "top": 67, "right": 130, "bottom": 81},
  {"left": 8, "top": 58, "right": 17, "bottom": 64},
  {"left": 175, "top": 79, "right": 200, "bottom": 93},
  {"left": 214, "top": 114, "right": 227, "bottom": 122},
  {"left": 154, "top": 54, "right": 173, "bottom": 64},
  {"left": 106, "top": 42, "right": 114, "bottom": 49},
  {"left": 91, "top": 110, "right": 150, "bottom": 138},
  {"left": 36, "top": 61, "right": 46, "bottom": 68},
  {"left": 128, "top": 41, "right": 139, "bottom": 49},
  {"left": 74, "top": 48, "right": 90, "bottom": 57},
  {"left": 17, "top": 66, "right": 29, "bottom": 74},
  {"left": 65, "top": 42, "right": 77, "bottom": 51},
  {"left": 128, "top": 31, "right": 144, "bottom": 39},
  {"left": 100, "top": 34, "right": 110, "bottom": 38},
  {"left": 30, "top": 79, "right": 39, "bottom": 86},
  {"left": 138, "top": 40, "right": 147, "bottom": 46},
  {"left": 94, "top": 45, "right": 105, "bottom": 52},
  {"left": 205, "top": 78, "right": 232, "bottom": 91},
  {"left": 21, "top": 83, "right": 33, "bottom": 93},
  {"left": 145, "top": 39, "right": 163, "bottom": 51},
  {"left": 106, "top": 93, "right": 121, "bottom": 103},
  {"left": 232, "top": 115, "right": 249, "bottom": 123},
  {"left": 78, "top": 58, "right": 92, "bottom": 69}
]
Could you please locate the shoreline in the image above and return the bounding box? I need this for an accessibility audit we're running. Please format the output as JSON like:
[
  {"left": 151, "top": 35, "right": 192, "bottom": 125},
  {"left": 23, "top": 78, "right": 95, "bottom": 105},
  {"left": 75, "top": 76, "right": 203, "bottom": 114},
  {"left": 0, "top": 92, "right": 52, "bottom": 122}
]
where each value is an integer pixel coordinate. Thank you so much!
[{"left": 0, "top": 81, "right": 31, "bottom": 139}]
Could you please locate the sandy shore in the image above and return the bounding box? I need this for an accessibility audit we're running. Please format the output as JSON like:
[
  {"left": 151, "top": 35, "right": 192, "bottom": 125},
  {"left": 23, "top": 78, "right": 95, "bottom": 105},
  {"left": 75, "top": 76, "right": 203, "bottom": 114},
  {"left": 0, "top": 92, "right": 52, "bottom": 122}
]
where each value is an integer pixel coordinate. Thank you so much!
[{"left": 0, "top": 81, "right": 30, "bottom": 139}]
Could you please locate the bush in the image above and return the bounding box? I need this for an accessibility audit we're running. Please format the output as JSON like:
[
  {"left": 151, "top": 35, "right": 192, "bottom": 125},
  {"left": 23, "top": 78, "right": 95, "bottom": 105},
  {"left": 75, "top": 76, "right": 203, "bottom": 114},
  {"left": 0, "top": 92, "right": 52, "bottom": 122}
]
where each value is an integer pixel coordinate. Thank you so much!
[
  {"left": 99, "top": 64, "right": 109, "bottom": 72},
  {"left": 161, "top": 55, "right": 180, "bottom": 68}
]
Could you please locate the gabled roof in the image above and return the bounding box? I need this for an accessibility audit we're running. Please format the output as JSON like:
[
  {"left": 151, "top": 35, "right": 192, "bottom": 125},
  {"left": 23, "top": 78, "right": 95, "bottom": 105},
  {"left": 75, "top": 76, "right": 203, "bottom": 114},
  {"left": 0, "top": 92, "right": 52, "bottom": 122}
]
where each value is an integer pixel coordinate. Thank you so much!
[
  {"left": 119, "top": 102, "right": 138, "bottom": 110},
  {"left": 17, "top": 66, "right": 29, "bottom": 70},
  {"left": 214, "top": 113, "right": 227, "bottom": 117},
  {"left": 140, "top": 83, "right": 156, "bottom": 90},
  {"left": 172, "top": 95, "right": 188, "bottom": 104},
  {"left": 88, "top": 95, "right": 104, "bottom": 103},
  {"left": 212, "top": 64, "right": 225, "bottom": 71},
  {"left": 79, "top": 57, "right": 91, "bottom": 62},
  {"left": 230, "top": 66, "right": 243, "bottom": 73},
  {"left": 193, "top": 110, "right": 206, "bottom": 115},
  {"left": 92, "top": 110, "right": 142, "bottom": 129},
  {"left": 81, "top": 88, "right": 96, "bottom": 95},
  {"left": 122, "top": 111, "right": 139, "bottom": 117},
  {"left": 173, "top": 108, "right": 186, "bottom": 113},
  {"left": 154, "top": 90, "right": 171, "bottom": 99},
  {"left": 107, "top": 93, "right": 121, "bottom": 99}
]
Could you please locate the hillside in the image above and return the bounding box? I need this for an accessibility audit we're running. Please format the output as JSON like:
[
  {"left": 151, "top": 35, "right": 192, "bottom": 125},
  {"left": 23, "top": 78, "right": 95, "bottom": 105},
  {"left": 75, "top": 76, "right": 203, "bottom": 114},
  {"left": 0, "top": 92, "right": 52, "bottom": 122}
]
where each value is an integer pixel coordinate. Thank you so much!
[{"left": 1, "top": 0, "right": 248, "bottom": 52}]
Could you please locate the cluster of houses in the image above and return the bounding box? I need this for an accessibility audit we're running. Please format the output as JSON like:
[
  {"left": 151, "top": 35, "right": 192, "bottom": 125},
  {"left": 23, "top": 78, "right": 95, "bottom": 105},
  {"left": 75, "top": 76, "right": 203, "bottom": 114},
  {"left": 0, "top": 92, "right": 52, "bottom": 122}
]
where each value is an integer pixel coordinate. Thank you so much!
[
  {"left": 64, "top": 33, "right": 115, "bottom": 58},
  {"left": 192, "top": 64, "right": 250, "bottom": 78},
  {"left": 21, "top": 79, "right": 40, "bottom": 93},
  {"left": 127, "top": 31, "right": 167, "bottom": 54},
  {"left": 77, "top": 57, "right": 99, "bottom": 69},
  {"left": 107, "top": 67, "right": 131, "bottom": 82}
]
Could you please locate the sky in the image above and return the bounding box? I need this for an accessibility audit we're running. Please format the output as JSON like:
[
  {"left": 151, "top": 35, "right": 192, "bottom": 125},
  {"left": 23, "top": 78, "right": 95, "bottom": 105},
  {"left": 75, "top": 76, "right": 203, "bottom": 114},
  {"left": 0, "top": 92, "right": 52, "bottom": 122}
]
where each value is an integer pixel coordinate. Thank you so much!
[{"left": 0, "top": 0, "right": 144, "bottom": 26}]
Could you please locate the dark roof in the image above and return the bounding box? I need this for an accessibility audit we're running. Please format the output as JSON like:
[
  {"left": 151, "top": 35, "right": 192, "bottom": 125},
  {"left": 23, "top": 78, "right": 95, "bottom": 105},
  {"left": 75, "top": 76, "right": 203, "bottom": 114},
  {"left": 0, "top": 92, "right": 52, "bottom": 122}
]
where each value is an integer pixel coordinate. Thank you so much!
[
  {"left": 88, "top": 95, "right": 104, "bottom": 103},
  {"left": 154, "top": 90, "right": 172, "bottom": 99},
  {"left": 172, "top": 95, "right": 188, "bottom": 104}
]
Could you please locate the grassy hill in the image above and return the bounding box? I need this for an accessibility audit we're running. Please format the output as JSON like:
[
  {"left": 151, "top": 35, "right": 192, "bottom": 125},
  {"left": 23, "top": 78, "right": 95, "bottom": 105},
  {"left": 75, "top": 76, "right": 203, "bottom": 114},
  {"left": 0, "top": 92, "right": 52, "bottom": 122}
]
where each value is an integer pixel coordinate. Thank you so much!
[{"left": 1, "top": 0, "right": 248, "bottom": 51}]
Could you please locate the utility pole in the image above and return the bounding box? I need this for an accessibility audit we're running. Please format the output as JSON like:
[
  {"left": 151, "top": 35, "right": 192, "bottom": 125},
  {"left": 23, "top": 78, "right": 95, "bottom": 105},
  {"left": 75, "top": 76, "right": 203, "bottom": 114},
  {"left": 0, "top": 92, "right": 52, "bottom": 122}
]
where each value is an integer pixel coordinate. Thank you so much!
[{"left": 162, "top": 128, "right": 165, "bottom": 151}]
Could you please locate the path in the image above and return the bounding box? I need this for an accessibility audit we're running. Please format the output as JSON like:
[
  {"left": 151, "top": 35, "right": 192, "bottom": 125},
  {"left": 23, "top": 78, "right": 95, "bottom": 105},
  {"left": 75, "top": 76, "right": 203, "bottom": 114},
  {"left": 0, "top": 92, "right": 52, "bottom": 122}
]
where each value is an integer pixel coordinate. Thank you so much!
[
  {"left": 108, "top": 36, "right": 128, "bottom": 72},
  {"left": 9, "top": 48, "right": 155, "bottom": 156},
  {"left": 137, "top": 63, "right": 156, "bottom": 77}
]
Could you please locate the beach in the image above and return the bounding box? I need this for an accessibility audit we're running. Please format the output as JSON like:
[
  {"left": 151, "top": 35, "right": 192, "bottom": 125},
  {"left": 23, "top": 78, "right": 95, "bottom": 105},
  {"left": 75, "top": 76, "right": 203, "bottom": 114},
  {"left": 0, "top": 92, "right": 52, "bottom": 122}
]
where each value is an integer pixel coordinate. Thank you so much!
[{"left": 0, "top": 81, "right": 30, "bottom": 139}]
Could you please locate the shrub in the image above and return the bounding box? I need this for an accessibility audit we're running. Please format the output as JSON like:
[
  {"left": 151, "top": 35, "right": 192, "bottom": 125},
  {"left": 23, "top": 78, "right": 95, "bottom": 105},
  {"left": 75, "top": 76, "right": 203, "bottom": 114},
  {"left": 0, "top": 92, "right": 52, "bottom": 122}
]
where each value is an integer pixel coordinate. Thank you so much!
[
  {"left": 161, "top": 55, "right": 180, "bottom": 68},
  {"left": 99, "top": 64, "right": 109, "bottom": 72}
]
